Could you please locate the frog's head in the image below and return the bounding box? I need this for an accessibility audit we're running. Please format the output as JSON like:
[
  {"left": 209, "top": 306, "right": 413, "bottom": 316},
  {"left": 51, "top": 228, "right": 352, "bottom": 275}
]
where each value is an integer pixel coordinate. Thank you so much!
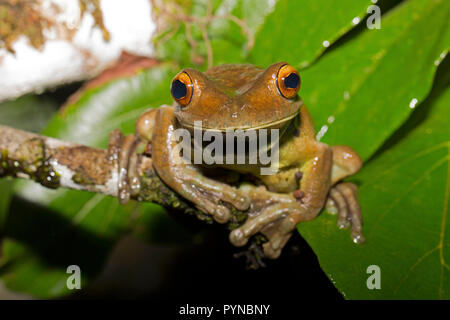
[{"left": 169, "top": 62, "right": 302, "bottom": 132}]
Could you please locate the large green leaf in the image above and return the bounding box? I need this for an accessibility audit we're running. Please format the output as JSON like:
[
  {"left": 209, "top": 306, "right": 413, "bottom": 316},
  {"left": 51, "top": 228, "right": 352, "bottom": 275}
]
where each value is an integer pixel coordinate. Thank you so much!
[
  {"left": 43, "top": 65, "right": 175, "bottom": 147},
  {"left": 0, "top": 95, "right": 57, "bottom": 133},
  {"left": 249, "top": 0, "right": 371, "bottom": 68},
  {"left": 299, "top": 58, "right": 450, "bottom": 299},
  {"left": 0, "top": 64, "right": 190, "bottom": 298},
  {"left": 301, "top": 0, "right": 449, "bottom": 160}
]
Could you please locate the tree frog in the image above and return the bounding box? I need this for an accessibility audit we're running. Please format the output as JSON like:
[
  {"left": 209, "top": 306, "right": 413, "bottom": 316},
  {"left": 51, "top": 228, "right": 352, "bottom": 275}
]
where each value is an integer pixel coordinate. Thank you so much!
[{"left": 135, "top": 62, "right": 364, "bottom": 259}]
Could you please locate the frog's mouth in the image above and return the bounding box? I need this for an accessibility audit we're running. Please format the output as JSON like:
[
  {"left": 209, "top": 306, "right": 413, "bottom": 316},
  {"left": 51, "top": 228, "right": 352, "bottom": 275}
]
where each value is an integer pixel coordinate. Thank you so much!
[{"left": 180, "top": 106, "right": 301, "bottom": 133}]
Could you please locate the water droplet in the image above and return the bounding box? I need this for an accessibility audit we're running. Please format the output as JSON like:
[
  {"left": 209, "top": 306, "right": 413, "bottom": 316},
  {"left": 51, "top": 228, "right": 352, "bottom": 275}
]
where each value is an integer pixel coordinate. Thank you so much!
[
  {"left": 409, "top": 98, "right": 418, "bottom": 109},
  {"left": 353, "top": 234, "right": 365, "bottom": 244},
  {"left": 352, "top": 17, "right": 360, "bottom": 25},
  {"left": 371, "top": 0, "right": 378, "bottom": 4},
  {"left": 327, "top": 116, "right": 335, "bottom": 124},
  {"left": 299, "top": 61, "right": 309, "bottom": 68},
  {"left": 434, "top": 51, "right": 447, "bottom": 66},
  {"left": 322, "top": 40, "right": 330, "bottom": 48},
  {"left": 343, "top": 91, "right": 350, "bottom": 100},
  {"left": 316, "top": 125, "right": 328, "bottom": 141}
]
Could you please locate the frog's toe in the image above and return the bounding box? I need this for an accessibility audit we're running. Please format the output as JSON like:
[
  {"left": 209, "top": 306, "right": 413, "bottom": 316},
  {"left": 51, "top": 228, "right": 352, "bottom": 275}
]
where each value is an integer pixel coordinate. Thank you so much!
[
  {"left": 229, "top": 192, "right": 251, "bottom": 211},
  {"left": 192, "top": 191, "right": 232, "bottom": 223},
  {"left": 325, "top": 197, "right": 338, "bottom": 215},
  {"left": 209, "top": 204, "right": 232, "bottom": 224},
  {"left": 262, "top": 217, "right": 296, "bottom": 259},
  {"left": 329, "top": 182, "right": 365, "bottom": 244},
  {"left": 329, "top": 186, "right": 350, "bottom": 228},
  {"left": 263, "top": 232, "right": 292, "bottom": 259},
  {"left": 229, "top": 203, "right": 290, "bottom": 247},
  {"left": 229, "top": 228, "right": 247, "bottom": 247},
  {"left": 210, "top": 186, "right": 251, "bottom": 212},
  {"left": 185, "top": 175, "right": 251, "bottom": 212}
]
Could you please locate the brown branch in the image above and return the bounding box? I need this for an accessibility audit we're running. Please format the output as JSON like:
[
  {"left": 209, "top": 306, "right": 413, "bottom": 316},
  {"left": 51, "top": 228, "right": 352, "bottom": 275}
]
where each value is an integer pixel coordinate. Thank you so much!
[{"left": 0, "top": 124, "right": 206, "bottom": 221}]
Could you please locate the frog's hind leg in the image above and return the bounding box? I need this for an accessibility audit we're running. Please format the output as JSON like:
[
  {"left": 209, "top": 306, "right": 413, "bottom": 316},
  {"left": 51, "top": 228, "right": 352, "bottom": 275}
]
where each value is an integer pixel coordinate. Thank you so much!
[
  {"left": 229, "top": 198, "right": 318, "bottom": 259},
  {"left": 136, "top": 108, "right": 158, "bottom": 142},
  {"left": 330, "top": 145, "right": 362, "bottom": 185},
  {"left": 230, "top": 144, "right": 333, "bottom": 259},
  {"left": 230, "top": 143, "right": 366, "bottom": 258}
]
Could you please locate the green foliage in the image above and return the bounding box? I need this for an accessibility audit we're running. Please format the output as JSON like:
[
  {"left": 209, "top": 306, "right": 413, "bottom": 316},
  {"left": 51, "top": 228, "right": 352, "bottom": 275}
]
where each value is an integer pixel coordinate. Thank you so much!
[
  {"left": 249, "top": 0, "right": 370, "bottom": 68},
  {"left": 154, "top": 0, "right": 276, "bottom": 67},
  {"left": 0, "top": 95, "right": 57, "bottom": 133},
  {"left": 300, "top": 62, "right": 450, "bottom": 299},
  {"left": 0, "top": 0, "right": 449, "bottom": 299},
  {"left": 299, "top": 0, "right": 449, "bottom": 160}
]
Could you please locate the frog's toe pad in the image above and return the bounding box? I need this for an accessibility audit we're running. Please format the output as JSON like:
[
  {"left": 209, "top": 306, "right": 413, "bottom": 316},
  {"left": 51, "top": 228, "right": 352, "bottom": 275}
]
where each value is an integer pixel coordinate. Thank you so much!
[
  {"left": 195, "top": 200, "right": 231, "bottom": 224},
  {"left": 232, "top": 193, "right": 251, "bottom": 211},
  {"left": 325, "top": 197, "right": 338, "bottom": 215},
  {"left": 229, "top": 228, "right": 248, "bottom": 247}
]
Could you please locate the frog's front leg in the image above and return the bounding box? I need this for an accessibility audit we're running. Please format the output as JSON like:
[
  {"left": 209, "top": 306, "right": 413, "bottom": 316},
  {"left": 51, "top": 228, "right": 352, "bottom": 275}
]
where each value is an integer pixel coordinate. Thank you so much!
[
  {"left": 230, "top": 143, "right": 333, "bottom": 259},
  {"left": 149, "top": 105, "right": 250, "bottom": 223}
]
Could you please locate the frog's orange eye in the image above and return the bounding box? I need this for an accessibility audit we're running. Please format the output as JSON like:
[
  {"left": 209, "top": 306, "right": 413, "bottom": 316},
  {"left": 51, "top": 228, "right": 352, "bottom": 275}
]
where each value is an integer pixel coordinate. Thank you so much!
[
  {"left": 171, "top": 72, "right": 193, "bottom": 106},
  {"left": 276, "top": 64, "right": 301, "bottom": 99}
]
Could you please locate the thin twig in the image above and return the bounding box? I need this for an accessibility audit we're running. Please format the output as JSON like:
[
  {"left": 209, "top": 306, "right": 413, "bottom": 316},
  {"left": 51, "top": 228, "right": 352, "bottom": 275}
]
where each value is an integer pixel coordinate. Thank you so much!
[
  {"left": 200, "top": 24, "right": 213, "bottom": 68},
  {"left": 150, "top": 0, "right": 255, "bottom": 67}
]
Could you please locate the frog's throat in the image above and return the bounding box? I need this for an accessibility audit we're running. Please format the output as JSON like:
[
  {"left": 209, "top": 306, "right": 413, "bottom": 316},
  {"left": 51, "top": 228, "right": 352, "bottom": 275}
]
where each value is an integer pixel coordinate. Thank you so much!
[{"left": 180, "top": 105, "right": 302, "bottom": 133}]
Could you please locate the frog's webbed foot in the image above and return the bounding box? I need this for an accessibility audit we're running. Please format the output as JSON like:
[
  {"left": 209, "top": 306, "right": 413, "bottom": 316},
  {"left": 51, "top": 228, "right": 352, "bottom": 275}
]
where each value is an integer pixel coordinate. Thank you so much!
[
  {"left": 230, "top": 202, "right": 299, "bottom": 259},
  {"left": 108, "top": 129, "right": 144, "bottom": 204},
  {"left": 176, "top": 167, "right": 251, "bottom": 223},
  {"left": 326, "top": 182, "right": 365, "bottom": 244},
  {"left": 229, "top": 186, "right": 304, "bottom": 259}
]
